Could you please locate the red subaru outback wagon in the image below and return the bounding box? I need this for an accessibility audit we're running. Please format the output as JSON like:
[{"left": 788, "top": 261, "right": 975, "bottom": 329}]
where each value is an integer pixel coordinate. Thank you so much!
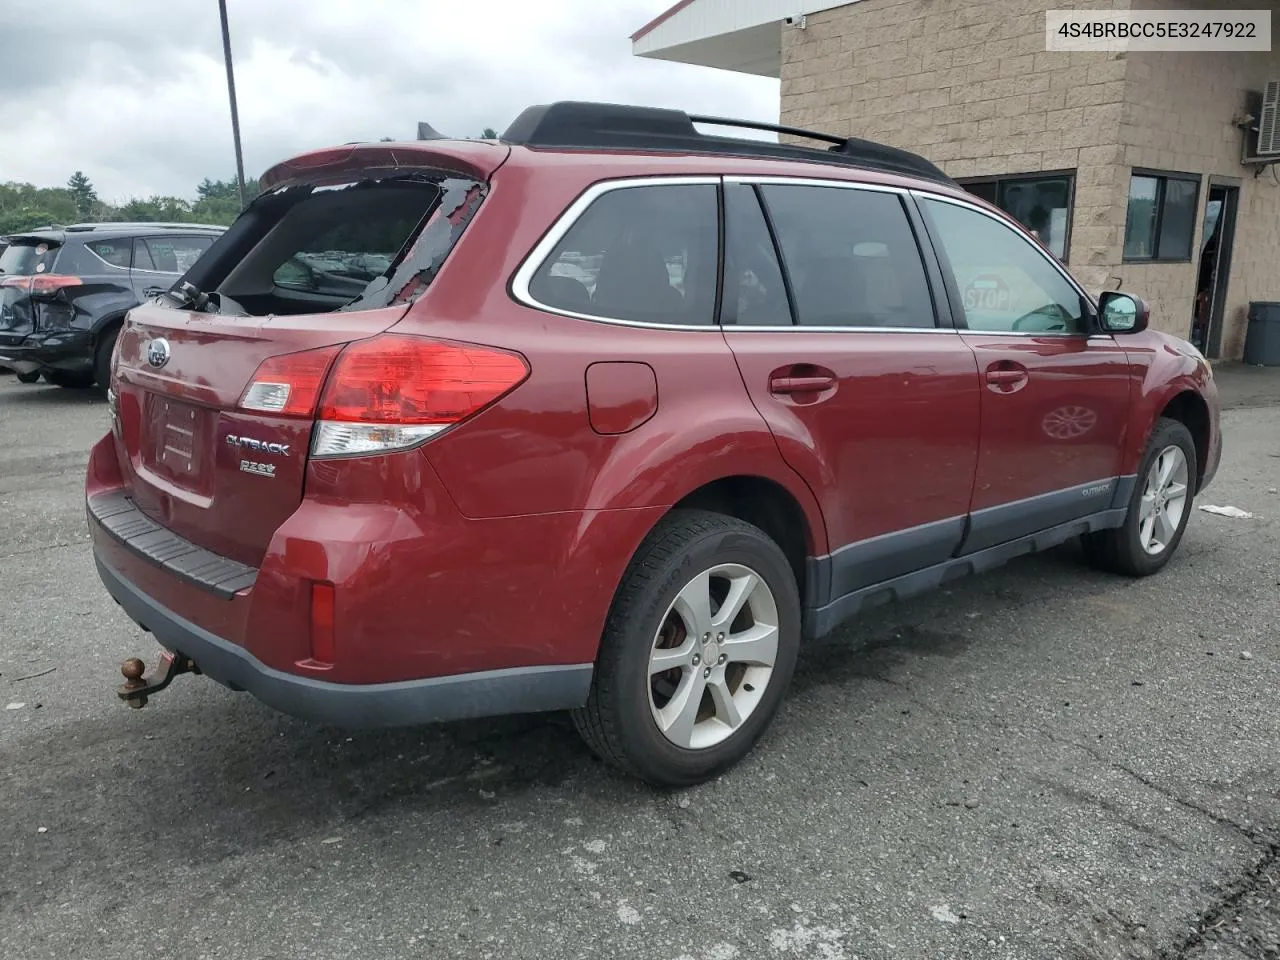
[{"left": 87, "top": 102, "right": 1221, "bottom": 785}]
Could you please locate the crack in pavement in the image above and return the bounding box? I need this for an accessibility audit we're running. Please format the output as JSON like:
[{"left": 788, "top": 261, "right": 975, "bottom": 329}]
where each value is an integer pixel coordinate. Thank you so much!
[
  {"left": 0, "top": 540, "right": 85, "bottom": 562},
  {"left": 1157, "top": 842, "right": 1280, "bottom": 960}
]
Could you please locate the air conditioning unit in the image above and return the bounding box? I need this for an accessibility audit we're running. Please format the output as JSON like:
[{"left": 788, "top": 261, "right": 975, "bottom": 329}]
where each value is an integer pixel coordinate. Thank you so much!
[
  {"left": 1240, "top": 82, "right": 1280, "bottom": 165},
  {"left": 1258, "top": 80, "right": 1280, "bottom": 155}
]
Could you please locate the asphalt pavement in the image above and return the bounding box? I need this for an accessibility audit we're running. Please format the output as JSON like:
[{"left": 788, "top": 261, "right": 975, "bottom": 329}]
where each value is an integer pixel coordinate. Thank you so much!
[{"left": 1, "top": 369, "right": 1277, "bottom": 960}]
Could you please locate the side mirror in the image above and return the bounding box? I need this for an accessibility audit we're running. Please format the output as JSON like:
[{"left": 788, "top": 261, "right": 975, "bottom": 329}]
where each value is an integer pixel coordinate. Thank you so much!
[{"left": 1097, "top": 291, "right": 1149, "bottom": 334}]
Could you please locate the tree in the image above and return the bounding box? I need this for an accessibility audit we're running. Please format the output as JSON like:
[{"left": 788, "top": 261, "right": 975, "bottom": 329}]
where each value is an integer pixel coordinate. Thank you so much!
[
  {"left": 115, "top": 196, "right": 194, "bottom": 223},
  {"left": 66, "top": 171, "right": 97, "bottom": 219},
  {"left": 480, "top": 127, "right": 498, "bottom": 139}
]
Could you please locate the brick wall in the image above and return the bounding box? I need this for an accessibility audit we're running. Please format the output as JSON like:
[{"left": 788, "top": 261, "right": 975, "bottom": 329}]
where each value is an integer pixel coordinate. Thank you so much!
[
  {"left": 1122, "top": 0, "right": 1280, "bottom": 356},
  {"left": 779, "top": 0, "right": 1280, "bottom": 357}
]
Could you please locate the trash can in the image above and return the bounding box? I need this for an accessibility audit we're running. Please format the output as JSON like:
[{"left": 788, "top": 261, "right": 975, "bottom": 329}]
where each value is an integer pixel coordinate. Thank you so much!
[{"left": 1243, "top": 302, "right": 1280, "bottom": 366}]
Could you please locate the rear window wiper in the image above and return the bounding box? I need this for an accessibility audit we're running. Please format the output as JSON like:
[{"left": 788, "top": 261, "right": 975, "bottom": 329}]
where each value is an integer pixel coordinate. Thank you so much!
[{"left": 162, "top": 281, "right": 213, "bottom": 312}]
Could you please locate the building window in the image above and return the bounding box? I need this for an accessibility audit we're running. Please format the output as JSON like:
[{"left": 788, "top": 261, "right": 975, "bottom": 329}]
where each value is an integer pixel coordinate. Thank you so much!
[
  {"left": 957, "top": 172, "right": 1074, "bottom": 260},
  {"left": 1123, "top": 170, "right": 1201, "bottom": 262}
]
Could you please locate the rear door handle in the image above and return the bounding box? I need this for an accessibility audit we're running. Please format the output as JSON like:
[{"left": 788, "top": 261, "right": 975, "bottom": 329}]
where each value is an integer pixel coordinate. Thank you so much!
[
  {"left": 984, "top": 369, "right": 1025, "bottom": 385},
  {"left": 984, "top": 362, "right": 1030, "bottom": 394},
  {"left": 769, "top": 374, "right": 836, "bottom": 395}
]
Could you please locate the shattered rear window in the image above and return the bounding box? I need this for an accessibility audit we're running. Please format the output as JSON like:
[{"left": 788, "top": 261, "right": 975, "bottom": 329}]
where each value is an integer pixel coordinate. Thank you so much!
[{"left": 210, "top": 175, "right": 486, "bottom": 316}]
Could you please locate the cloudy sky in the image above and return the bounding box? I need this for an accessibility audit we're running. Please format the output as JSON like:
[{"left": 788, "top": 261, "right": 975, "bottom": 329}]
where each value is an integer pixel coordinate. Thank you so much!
[{"left": 0, "top": 0, "right": 778, "bottom": 202}]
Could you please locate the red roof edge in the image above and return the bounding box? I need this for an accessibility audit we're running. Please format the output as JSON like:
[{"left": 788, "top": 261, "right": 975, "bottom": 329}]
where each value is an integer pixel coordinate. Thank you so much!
[{"left": 630, "top": 0, "right": 698, "bottom": 42}]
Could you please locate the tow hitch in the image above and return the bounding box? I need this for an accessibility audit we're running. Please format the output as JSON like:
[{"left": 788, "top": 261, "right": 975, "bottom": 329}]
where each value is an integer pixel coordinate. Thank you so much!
[{"left": 118, "top": 652, "right": 200, "bottom": 708}]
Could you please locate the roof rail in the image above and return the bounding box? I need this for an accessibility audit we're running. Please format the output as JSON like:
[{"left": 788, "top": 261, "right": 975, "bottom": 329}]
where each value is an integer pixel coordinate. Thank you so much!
[
  {"left": 500, "top": 101, "right": 954, "bottom": 185},
  {"left": 63, "top": 221, "right": 227, "bottom": 233}
]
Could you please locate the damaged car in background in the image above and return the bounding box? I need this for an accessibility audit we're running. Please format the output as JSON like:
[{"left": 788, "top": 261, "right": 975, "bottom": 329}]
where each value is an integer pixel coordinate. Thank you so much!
[{"left": 0, "top": 222, "right": 223, "bottom": 389}]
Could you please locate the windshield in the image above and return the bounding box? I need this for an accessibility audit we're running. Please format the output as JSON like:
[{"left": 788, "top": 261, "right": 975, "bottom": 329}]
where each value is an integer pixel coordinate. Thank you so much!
[{"left": 0, "top": 240, "right": 60, "bottom": 276}]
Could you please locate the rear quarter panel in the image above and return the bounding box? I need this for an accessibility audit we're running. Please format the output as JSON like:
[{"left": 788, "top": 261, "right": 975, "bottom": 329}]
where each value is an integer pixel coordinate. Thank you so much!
[{"left": 393, "top": 154, "right": 829, "bottom": 555}]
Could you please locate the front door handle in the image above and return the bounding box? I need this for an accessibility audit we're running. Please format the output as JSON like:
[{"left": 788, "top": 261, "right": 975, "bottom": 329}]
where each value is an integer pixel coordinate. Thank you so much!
[{"left": 770, "top": 374, "right": 837, "bottom": 394}]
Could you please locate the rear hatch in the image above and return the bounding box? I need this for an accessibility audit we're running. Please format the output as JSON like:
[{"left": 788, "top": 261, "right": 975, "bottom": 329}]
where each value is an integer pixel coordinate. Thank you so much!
[
  {"left": 0, "top": 237, "right": 62, "bottom": 342},
  {"left": 107, "top": 143, "right": 506, "bottom": 567}
]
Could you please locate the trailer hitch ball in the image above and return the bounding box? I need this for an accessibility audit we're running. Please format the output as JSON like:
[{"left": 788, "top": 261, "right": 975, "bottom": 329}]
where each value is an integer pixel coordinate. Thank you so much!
[
  {"left": 121, "top": 658, "right": 149, "bottom": 708},
  {"left": 118, "top": 653, "right": 198, "bottom": 708}
]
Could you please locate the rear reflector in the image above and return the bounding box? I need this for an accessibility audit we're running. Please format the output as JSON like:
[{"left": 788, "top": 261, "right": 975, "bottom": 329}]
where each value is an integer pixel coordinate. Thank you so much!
[
  {"left": 309, "top": 582, "right": 336, "bottom": 665},
  {"left": 239, "top": 345, "right": 342, "bottom": 417},
  {"left": 310, "top": 334, "right": 528, "bottom": 458}
]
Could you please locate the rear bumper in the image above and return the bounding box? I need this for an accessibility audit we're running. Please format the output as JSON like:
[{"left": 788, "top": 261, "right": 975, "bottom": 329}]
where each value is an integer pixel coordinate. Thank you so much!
[
  {"left": 95, "top": 553, "right": 593, "bottom": 727},
  {"left": 0, "top": 330, "right": 93, "bottom": 376}
]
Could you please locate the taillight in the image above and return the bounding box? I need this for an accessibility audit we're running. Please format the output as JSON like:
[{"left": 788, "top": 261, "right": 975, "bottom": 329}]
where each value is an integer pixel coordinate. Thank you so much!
[
  {"left": 238, "top": 345, "right": 343, "bottom": 417},
  {"left": 0, "top": 275, "right": 81, "bottom": 298},
  {"left": 310, "top": 334, "right": 528, "bottom": 458}
]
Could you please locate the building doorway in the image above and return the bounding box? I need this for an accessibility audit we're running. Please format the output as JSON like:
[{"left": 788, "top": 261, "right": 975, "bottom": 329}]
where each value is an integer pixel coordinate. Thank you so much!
[{"left": 1191, "top": 182, "right": 1239, "bottom": 358}]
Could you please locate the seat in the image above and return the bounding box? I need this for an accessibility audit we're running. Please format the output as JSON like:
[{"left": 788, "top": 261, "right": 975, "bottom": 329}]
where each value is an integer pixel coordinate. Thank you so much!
[
  {"left": 532, "top": 274, "right": 592, "bottom": 311},
  {"left": 590, "top": 235, "right": 684, "bottom": 322},
  {"left": 796, "top": 255, "right": 875, "bottom": 326}
]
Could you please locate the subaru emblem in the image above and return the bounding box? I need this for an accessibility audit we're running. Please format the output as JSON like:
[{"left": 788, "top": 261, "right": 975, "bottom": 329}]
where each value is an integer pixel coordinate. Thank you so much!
[{"left": 146, "top": 337, "right": 171, "bottom": 369}]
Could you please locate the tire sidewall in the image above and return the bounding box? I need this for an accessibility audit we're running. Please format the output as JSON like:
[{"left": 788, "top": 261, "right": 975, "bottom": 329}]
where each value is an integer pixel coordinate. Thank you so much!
[
  {"left": 95, "top": 325, "right": 120, "bottom": 390},
  {"left": 611, "top": 523, "right": 801, "bottom": 785},
  {"left": 1121, "top": 419, "right": 1197, "bottom": 573}
]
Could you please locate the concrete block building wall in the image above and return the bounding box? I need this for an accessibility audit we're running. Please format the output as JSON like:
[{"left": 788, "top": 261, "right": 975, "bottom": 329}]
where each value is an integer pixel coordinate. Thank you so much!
[{"left": 779, "top": 0, "right": 1280, "bottom": 356}]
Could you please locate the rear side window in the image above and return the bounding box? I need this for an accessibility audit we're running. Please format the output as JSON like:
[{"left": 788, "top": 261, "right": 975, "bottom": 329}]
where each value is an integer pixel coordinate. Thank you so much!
[
  {"left": 143, "top": 236, "right": 213, "bottom": 273},
  {"left": 760, "top": 185, "right": 936, "bottom": 329},
  {"left": 529, "top": 183, "right": 718, "bottom": 325},
  {"left": 133, "top": 239, "right": 156, "bottom": 271},
  {"left": 0, "top": 240, "right": 60, "bottom": 276},
  {"left": 86, "top": 239, "right": 133, "bottom": 269}
]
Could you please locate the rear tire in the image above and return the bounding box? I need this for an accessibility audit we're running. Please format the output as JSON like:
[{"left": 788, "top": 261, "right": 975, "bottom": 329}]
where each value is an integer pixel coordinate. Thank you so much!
[
  {"left": 43, "top": 371, "right": 95, "bottom": 389},
  {"left": 1084, "top": 417, "right": 1197, "bottom": 576},
  {"left": 572, "top": 509, "right": 801, "bottom": 786},
  {"left": 15, "top": 371, "right": 40, "bottom": 384},
  {"left": 94, "top": 325, "right": 120, "bottom": 391}
]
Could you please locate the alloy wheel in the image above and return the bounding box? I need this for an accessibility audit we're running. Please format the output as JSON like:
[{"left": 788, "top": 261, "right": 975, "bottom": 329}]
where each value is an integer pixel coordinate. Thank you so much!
[
  {"left": 1139, "top": 444, "right": 1190, "bottom": 555},
  {"left": 647, "top": 563, "right": 779, "bottom": 750}
]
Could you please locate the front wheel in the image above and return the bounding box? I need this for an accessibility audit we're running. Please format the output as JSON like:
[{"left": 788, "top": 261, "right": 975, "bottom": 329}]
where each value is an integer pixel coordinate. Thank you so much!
[
  {"left": 15, "top": 370, "right": 40, "bottom": 384},
  {"left": 1084, "top": 417, "right": 1197, "bottom": 576},
  {"left": 572, "top": 510, "right": 801, "bottom": 786}
]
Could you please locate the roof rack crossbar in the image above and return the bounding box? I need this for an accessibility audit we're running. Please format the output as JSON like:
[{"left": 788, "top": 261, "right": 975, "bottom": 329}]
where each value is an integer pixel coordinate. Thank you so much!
[{"left": 500, "top": 102, "right": 954, "bottom": 186}]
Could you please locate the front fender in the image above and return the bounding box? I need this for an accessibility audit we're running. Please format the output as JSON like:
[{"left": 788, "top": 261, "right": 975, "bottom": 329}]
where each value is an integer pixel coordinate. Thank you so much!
[{"left": 1120, "top": 334, "right": 1215, "bottom": 477}]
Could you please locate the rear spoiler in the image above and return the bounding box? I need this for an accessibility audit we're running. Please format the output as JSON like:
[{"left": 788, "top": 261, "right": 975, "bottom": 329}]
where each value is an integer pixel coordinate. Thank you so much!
[{"left": 258, "top": 141, "right": 510, "bottom": 193}]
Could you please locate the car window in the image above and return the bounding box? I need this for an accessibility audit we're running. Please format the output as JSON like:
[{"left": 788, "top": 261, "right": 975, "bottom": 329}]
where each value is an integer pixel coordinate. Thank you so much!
[
  {"left": 758, "top": 184, "right": 936, "bottom": 328},
  {"left": 529, "top": 183, "right": 718, "bottom": 326},
  {"left": 0, "top": 240, "right": 60, "bottom": 276},
  {"left": 922, "top": 198, "right": 1086, "bottom": 335},
  {"left": 721, "top": 184, "right": 792, "bottom": 326},
  {"left": 133, "top": 239, "right": 156, "bottom": 271},
  {"left": 86, "top": 239, "right": 133, "bottom": 269},
  {"left": 144, "top": 236, "right": 213, "bottom": 274}
]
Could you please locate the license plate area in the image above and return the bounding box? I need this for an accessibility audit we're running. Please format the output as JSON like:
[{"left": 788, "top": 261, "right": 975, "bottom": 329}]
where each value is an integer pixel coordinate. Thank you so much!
[{"left": 143, "top": 394, "right": 213, "bottom": 494}]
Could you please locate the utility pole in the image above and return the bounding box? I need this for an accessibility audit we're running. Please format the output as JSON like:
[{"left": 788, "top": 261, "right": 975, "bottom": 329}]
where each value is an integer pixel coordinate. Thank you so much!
[{"left": 218, "top": 0, "right": 247, "bottom": 208}]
